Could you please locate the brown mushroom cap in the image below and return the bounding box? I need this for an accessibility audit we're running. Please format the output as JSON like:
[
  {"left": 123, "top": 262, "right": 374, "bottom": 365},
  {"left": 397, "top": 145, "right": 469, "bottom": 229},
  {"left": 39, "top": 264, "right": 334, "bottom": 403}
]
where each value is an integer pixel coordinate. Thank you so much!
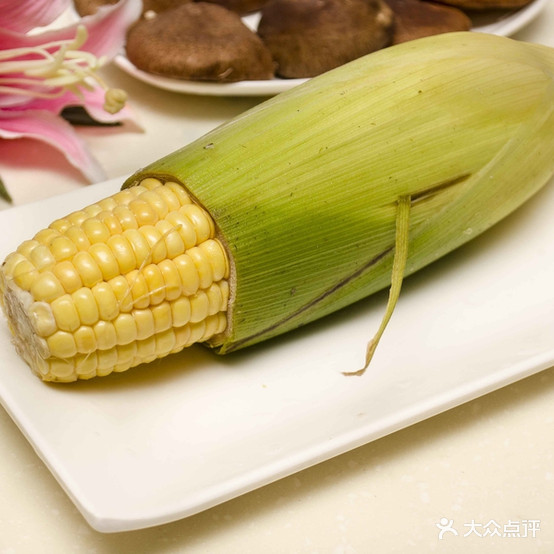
[
  {"left": 387, "top": 0, "right": 471, "bottom": 44},
  {"left": 73, "top": 0, "right": 193, "bottom": 16},
  {"left": 125, "top": 3, "right": 275, "bottom": 82},
  {"left": 433, "top": 0, "right": 533, "bottom": 9},
  {"left": 142, "top": 0, "right": 194, "bottom": 14},
  {"left": 257, "top": 0, "right": 395, "bottom": 79},
  {"left": 198, "top": 0, "right": 269, "bottom": 15}
]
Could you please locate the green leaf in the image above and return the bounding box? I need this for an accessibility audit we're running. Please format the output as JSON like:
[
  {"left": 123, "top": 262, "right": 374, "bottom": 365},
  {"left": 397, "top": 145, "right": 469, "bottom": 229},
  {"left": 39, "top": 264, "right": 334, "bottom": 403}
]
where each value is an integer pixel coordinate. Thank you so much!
[{"left": 0, "top": 176, "right": 13, "bottom": 203}]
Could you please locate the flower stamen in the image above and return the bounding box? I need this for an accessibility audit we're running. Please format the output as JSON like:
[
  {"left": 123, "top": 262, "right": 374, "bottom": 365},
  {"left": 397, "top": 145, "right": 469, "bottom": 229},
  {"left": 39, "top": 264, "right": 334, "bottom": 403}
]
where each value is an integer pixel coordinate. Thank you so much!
[{"left": 0, "top": 25, "right": 126, "bottom": 113}]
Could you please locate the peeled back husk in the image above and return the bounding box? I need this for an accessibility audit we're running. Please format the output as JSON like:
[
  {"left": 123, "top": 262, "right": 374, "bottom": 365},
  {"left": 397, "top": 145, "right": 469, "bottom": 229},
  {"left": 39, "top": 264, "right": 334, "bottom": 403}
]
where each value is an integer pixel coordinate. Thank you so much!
[{"left": 122, "top": 32, "right": 554, "bottom": 358}]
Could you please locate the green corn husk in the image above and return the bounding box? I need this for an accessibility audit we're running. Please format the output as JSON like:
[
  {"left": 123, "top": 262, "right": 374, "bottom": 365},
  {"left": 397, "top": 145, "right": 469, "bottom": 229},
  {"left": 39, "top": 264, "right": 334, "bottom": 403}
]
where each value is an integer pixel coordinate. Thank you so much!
[{"left": 123, "top": 32, "right": 554, "bottom": 358}]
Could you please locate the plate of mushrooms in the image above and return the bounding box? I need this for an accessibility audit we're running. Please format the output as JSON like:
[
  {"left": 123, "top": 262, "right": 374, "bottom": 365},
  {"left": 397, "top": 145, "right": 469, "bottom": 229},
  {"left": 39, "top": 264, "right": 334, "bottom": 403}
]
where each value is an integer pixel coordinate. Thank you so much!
[{"left": 96, "top": 0, "right": 550, "bottom": 96}]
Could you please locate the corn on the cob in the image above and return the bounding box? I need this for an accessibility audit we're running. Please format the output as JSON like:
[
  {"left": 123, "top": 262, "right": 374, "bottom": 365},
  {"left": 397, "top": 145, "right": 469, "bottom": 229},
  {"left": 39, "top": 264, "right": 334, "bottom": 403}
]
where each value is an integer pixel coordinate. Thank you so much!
[
  {"left": 0, "top": 179, "right": 229, "bottom": 381},
  {"left": 1, "top": 32, "right": 553, "bottom": 382}
]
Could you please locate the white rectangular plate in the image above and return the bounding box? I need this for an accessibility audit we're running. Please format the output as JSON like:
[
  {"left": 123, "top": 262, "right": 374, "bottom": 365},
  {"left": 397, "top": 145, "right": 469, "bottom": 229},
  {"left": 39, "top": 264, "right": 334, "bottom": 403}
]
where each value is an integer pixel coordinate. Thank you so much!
[{"left": 1, "top": 175, "right": 553, "bottom": 533}]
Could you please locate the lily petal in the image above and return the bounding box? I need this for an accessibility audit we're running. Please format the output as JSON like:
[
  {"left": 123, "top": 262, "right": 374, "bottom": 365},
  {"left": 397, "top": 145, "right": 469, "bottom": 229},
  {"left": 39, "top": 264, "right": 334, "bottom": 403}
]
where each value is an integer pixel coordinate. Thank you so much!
[
  {"left": 0, "top": 109, "right": 106, "bottom": 182},
  {"left": 0, "top": 0, "right": 71, "bottom": 34},
  {"left": 0, "top": 0, "right": 141, "bottom": 58}
]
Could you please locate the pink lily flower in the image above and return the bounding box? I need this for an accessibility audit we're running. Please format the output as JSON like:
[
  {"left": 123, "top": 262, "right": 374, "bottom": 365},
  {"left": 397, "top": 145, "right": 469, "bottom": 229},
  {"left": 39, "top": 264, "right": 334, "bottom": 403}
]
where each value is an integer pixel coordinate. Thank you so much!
[{"left": 0, "top": 0, "right": 142, "bottom": 186}]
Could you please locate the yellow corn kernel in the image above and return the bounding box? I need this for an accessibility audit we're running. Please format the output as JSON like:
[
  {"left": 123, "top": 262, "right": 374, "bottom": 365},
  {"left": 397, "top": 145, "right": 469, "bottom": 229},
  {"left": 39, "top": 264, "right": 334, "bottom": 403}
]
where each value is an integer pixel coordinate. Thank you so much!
[
  {"left": 155, "top": 219, "right": 186, "bottom": 259},
  {"left": 97, "top": 210, "right": 123, "bottom": 235},
  {"left": 66, "top": 210, "right": 88, "bottom": 227},
  {"left": 82, "top": 218, "right": 110, "bottom": 245},
  {"left": 187, "top": 245, "right": 213, "bottom": 290},
  {"left": 143, "top": 263, "right": 165, "bottom": 305},
  {"left": 50, "top": 294, "right": 81, "bottom": 332},
  {"left": 180, "top": 204, "right": 214, "bottom": 244},
  {"left": 109, "top": 275, "right": 133, "bottom": 312},
  {"left": 30, "top": 271, "right": 64, "bottom": 302},
  {"left": 47, "top": 330, "right": 77, "bottom": 358},
  {"left": 173, "top": 324, "right": 191, "bottom": 348},
  {"left": 111, "top": 187, "right": 138, "bottom": 205},
  {"left": 97, "top": 197, "right": 118, "bottom": 212},
  {"left": 220, "top": 280, "right": 230, "bottom": 310},
  {"left": 48, "top": 358, "right": 76, "bottom": 381},
  {"left": 126, "top": 270, "right": 149, "bottom": 309},
  {"left": 123, "top": 228, "right": 151, "bottom": 268},
  {"left": 140, "top": 189, "right": 169, "bottom": 219},
  {"left": 135, "top": 178, "right": 160, "bottom": 191},
  {"left": 49, "top": 236, "right": 78, "bottom": 261},
  {"left": 74, "top": 352, "right": 98, "bottom": 377},
  {"left": 83, "top": 204, "right": 103, "bottom": 218},
  {"left": 158, "top": 259, "right": 182, "bottom": 301},
  {"left": 170, "top": 296, "right": 191, "bottom": 327},
  {"left": 93, "top": 320, "right": 117, "bottom": 350},
  {"left": 11, "top": 259, "right": 39, "bottom": 291},
  {"left": 75, "top": 356, "right": 98, "bottom": 379},
  {"left": 53, "top": 260, "right": 83, "bottom": 294},
  {"left": 113, "top": 313, "right": 137, "bottom": 345},
  {"left": 133, "top": 308, "right": 155, "bottom": 340},
  {"left": 112, "top": 204, "right": 138, "bottom": 230},
  {"left": 173, "top": 253, "right": 200, "bottom": 296},
  {"left": 49, "top": 217, "right": 71, "bottom": 234},
  {"left": 155, "top": 328, "right": 176, "bottom": 356},
  {"left": 16, "top": 239, "right": 39, "bottom": 259},
  {"left": 135, "top": 335, "right": 156, "bottom": 364},
  {"left": 199, "top": 239, "right": 229, "bottom": 281},
  {"left": 64, "top": 225, "right": 91, "bottom": 251},
  {"left": 152, "top": 302, "right": 172, "bottom": 333},
  {"left": 29, "top": 244, "right": 55, "bottom": 271},
  {"left": 206, "top": 312, "right": 227, "bottom": 339},
  {"left": 97, "top": 347, "right": 119, "bottom": 376},
  {"left": 152, "top": 182, "right": 181, "bottom": 211},
  {"left": 139, "top": 225, "right": 167, "bottom": 264},
  {"left": 89, "top": 243, "right": 120, "bottom": 281},
  {"left": 34, "top": 228, "right": 60, "bottom": 246},
  {"left": 107, "top": 235, "right": 136, "bottom": 274},
  {"left": 189, "top": 290, "right": 209, "bottom": 323},
  {"left": 164, "top": 181, "right": 191, "bottom": 206},
  {"left": 129, "top": 198, "right": 158, "bottom": 226},
  {"left": 91, "top": 282, "right": 119, "bottom": 321},
  {"left": 74, "top": 325, "right": 96, "bottom": 353},
  {"left": 1, "top": 252, "right": 26, "bottom": 277},
  {"left": 187, "top": 319, "right": 207, "bottom": 346},
  {"left": 165, "top": 211, "right": 197, "bottom": 250},
  {"left": 206, "top": 282, "right": 224, "bottom": 316},
  {"left": 114, "top": 342, "right": 138, "bottom": 369},
  {"left": 73, "top": 251, "right": 103, "bottom": 288},
  {"left": 72, "top": 287, "right": 99, "bottom": 326}
]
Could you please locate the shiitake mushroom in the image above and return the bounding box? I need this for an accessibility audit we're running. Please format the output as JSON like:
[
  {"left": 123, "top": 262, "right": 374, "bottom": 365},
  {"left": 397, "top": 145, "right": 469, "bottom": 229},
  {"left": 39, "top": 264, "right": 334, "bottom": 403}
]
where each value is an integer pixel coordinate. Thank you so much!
[
  {"left": 73, "top": 0, "right": 192, "bottom": 16},
  {"left": 199, "top": 0, "right": 269, "bottom": 15},
  {"left": 125, "top": 3, "right": 275, "bottom": 82},
  {"left": 386, "top": 0, "right": 471, "bottom": 44},
  {"left": 257, "top": 0, "right": 395, "bottom": 79},
  {"left": 436, "top": 0, "right": 533, "bottom": 9}
]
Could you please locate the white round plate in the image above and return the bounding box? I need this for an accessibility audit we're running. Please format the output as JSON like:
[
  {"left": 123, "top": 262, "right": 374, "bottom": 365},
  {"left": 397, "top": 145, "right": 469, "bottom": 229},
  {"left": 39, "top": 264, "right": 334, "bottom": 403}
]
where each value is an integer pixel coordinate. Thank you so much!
[{"left": 114, "top": 0, "right": 550, "bottom": 97}]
